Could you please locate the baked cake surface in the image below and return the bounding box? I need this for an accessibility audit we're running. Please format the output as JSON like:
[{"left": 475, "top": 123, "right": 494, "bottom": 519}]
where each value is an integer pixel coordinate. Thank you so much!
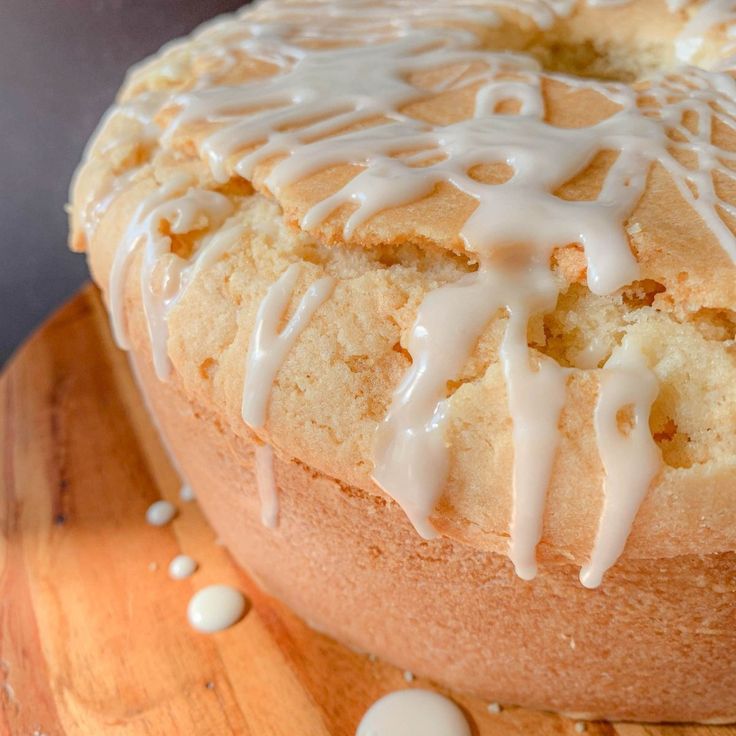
[{"left": 69, "top": 0, "right": 736, "bottom": 719}]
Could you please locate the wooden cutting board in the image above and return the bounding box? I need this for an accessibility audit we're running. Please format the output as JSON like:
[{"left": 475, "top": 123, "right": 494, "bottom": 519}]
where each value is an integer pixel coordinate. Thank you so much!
[{"left": 0, "top": 284, "right": 733, "bottom": 736}]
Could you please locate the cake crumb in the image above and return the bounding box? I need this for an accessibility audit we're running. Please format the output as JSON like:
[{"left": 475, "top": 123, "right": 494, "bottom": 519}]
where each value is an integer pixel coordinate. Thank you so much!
[
  {"left": 148, "top": 561, "right": 158, "bottom": 572},
  {"left": 403, "top": 670, "right": 414, "bottom": 683},
  {"left": 570, "top": 637, "right": 577, "bottom": 650},
  {"left": 487, "top": 702, "right": 502, "bottom": 714},
  {"left": 368, "top": 653, "right": 377, "bottom": 662},
  {"left": 574, "top": 722, "right": 587, "bottom": 733}
]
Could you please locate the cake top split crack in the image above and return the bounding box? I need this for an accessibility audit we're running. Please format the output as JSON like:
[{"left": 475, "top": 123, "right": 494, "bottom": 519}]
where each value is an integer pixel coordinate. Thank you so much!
[{"left": 69, "top": 0, "right": 736, "bottom": 587}]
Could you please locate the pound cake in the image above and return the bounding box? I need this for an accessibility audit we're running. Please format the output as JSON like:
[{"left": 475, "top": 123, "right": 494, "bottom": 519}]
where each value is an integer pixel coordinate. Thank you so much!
[{"left": 69, "top": 0, "right": 736, "bottom": 722}]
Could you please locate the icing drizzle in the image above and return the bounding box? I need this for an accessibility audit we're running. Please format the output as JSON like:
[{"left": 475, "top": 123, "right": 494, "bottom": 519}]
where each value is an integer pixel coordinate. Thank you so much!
[
  {"left": 74, "top": 0, "right": 736, "bottom": 586},
  {"left": 110, "top": 174, "right": 233, "bottom": 378},
  {"left": 242, "top": 262, "right": 335, "bottom": 427},
  {"left": 581, "top": 336, "right": 661, "bottom": 588},
  {"left": 242, "top": 262, "right": 335, "bottom": 526}
]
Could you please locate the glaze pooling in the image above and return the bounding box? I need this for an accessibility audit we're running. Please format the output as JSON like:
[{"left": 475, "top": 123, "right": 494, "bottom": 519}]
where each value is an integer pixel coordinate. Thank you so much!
[
  {"left": 145, "top": 499, "right": 177, "bottom": 526},
  {"left": 356, "top": 689, "right": 471, "bottom": 736},
  {"left": 187, "top": 584, "right": 247, "bottom": 632},
  {"left": 169, "top": 554, "right": 198, "bottom": 579},
  {"left": 76, "top": 0, "right": 736, "bottom": 586}
]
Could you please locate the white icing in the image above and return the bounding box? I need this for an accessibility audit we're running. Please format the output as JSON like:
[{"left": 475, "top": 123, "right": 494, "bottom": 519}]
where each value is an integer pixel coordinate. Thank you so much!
[
  {"left": 575, "top": 335, "right": 610, "bottom": 369},
  {"left": 74, "top": 92, "right": 163, "bottom": 245},
  {"left": 241, "top": 263, "right": 334, "bottom": 527},
  {"left": 158, "top": 13, "right": 736, "bottom": 584},
  {"left": 79, "top": 0, "right": 736, "bottom": 585},
  {"left": 374, "top": 261, "right": 567, "bottom": 557},
  {"left": 187, "top": 584, "right": 247, "bottom": 632},
  {"left": 255, "top": 443, "right": 279, "bottom": 527},
  {"left": 110, "top": 175, "right": 233, "bottom": 379},
  {"left": 168, "top": 554, "right": 198, "bottom": 579},
  {"left": 502, "top": 269, "right": 569, "bottom": 581},
  {"left": 145, "top": 499, "right": 177, "bottom": 526},
  {"left": 373, "top": 270, "right": 497, "bottom": 539},
  {"left": 356, "top": 689, "right": 471, "bottom": 736},
  {"left": 242, "top": 262, "right": 335, "bottom": 427},
  {"left": 580, "top": 336, "right": 661, "bottom": 587}
]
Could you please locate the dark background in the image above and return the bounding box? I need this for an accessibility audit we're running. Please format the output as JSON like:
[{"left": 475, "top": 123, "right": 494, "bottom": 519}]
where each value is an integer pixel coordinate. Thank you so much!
[{"left": 0, "top": 0, "right": 246, "bottom": 365}]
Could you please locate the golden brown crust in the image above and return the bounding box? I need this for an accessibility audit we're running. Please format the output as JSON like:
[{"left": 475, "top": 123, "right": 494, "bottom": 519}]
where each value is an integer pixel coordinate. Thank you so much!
[{"left": 69, "top": 0, "right": 736, "bottom": 567}]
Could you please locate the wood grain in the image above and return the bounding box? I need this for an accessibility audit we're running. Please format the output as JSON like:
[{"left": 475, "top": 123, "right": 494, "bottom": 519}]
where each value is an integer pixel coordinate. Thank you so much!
[{"left": 1, "top": 285, "right": 733, "bottom": 736}]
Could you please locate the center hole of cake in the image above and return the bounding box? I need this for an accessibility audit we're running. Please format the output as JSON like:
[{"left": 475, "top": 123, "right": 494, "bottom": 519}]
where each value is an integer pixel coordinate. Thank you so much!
[{"left": 524, "top": 36, "right": 677, "bottom": 83}]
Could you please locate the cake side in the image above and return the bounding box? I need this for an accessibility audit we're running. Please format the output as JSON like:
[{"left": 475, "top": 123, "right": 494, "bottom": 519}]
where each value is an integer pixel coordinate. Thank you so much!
[{"left": 128, "top": 332, "right": 736, "bottom": 723}]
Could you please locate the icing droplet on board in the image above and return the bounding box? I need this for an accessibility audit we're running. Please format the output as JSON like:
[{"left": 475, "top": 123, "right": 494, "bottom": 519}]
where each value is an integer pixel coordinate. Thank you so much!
[
  {"left": 145, "top": 500, "right": 177, "bottom": 526},
  {"left": 169, "top": 554, "right": 198, "bottom": 579},
  {"left": 187, "top": 585, "right": 247, "bottom": 632},
  {"left": 356, "top": 689, "right": 472, "bottom": 736}
]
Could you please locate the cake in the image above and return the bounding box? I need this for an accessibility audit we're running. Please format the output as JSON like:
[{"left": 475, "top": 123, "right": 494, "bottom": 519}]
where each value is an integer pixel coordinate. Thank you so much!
[{"left": 68, "top": 0, "right": 736, "bottom": 722}]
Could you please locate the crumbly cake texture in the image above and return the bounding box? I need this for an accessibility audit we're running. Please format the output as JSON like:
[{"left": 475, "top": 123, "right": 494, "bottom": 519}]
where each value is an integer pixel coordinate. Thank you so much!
[{"left": 84, "top": 187, "right": 736, "bottom": 566}]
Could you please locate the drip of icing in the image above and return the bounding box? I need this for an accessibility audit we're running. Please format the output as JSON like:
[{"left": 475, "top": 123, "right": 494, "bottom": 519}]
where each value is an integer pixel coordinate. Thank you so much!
[
  {"left": 110, "top": 175, "right": 233, "bottom": 379},
  {"left": 187, "top": 584, "right": 247, "bottom": 632},
  {"left": 372, "top": 271, "right": 497, "bottom": 539},
  {"left": 502, "top": 269, "right": 569, "bottom": 581},
  {"left": 242, "top": 263, "right": 334, "bottom": 526},
  {"left": 145, "top": 500, "right": 177, "bottom": 526},
  {"left": 255, "top": 443, "right": 279, "bottom": 527},
  {"left": 580, "top": 336, "right": 661, "bottom": 588},
  {"left": 373, "top": 260, "right": 568, "bottom": 573},
  {"left": 242, "top": 262, "right": 335, "bottom": 426},
  {"left": 356, "top": 689, "right": 472, "bottom": 736},
  {"left": 74, "top": 92, "right": 163, "bottom": 245},
  {"left": 168, "top": 554, "right": 198, "bottom": 579}
]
